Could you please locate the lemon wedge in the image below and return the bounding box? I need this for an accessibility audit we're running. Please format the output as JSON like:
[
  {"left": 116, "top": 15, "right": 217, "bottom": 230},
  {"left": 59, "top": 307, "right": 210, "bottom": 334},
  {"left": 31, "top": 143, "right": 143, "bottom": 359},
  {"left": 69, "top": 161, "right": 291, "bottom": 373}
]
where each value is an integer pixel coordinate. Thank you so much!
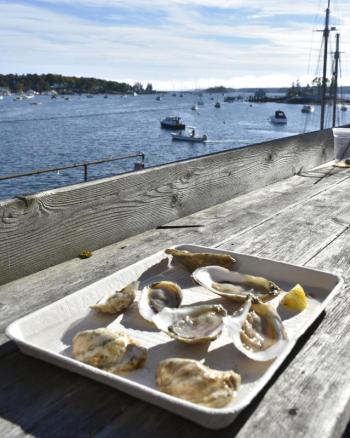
[{"left": 281, "top": 284, "right": 308, "bottom": 311}]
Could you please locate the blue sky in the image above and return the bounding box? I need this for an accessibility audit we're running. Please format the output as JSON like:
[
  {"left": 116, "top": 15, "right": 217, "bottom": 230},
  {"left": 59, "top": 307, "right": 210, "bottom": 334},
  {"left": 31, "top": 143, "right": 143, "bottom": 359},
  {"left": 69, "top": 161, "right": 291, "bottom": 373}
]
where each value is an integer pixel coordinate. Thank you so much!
[{"left": 1, "top": 0, "right": 349, "bottom": 89}]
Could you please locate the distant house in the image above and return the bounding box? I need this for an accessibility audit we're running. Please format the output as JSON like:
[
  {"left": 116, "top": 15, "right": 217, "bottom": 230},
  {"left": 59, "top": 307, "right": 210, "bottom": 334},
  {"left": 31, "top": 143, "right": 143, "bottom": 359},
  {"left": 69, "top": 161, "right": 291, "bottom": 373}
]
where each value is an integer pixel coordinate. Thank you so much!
[
  {"left": 254, "top": 89, "right": 266, "bottom": 100},
  {"left": 0, "top": 86, "right": 11, "bottom": 96}
]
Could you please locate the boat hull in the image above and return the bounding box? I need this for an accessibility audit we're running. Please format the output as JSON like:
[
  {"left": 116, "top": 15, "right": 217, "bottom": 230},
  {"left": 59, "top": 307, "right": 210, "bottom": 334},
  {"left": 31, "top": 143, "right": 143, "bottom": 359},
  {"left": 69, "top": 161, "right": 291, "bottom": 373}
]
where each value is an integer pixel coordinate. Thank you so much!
[
  {"left": 161, "top": 122, "right": 186, "bottom": 130},
  {"left": 270, "top": 117, "right": 287, "bottom": 125},
  {"left": 171, "top": 134, "right": 207, "bottom": 143}
]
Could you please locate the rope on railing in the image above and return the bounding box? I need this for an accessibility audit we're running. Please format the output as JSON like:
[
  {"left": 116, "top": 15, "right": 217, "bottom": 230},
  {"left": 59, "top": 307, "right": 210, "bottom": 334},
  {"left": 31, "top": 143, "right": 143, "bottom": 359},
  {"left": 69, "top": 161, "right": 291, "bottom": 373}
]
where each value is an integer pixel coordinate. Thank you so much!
[{"left": 0, "top": 152, "right": 145, "bottom": 182}]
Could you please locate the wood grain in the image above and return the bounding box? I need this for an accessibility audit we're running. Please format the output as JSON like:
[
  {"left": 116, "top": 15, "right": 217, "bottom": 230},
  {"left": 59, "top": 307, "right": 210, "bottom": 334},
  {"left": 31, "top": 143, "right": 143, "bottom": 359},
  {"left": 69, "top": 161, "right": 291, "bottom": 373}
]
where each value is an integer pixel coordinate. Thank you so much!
[
  {"left": 0, "top": 129, "right": 334, "bottom": 285},
  {"left": 1, "top": 162, "right": 350, "bottom": 437},
  {"left": 1, "top": 165, "right": 348, "bottom": 341}
]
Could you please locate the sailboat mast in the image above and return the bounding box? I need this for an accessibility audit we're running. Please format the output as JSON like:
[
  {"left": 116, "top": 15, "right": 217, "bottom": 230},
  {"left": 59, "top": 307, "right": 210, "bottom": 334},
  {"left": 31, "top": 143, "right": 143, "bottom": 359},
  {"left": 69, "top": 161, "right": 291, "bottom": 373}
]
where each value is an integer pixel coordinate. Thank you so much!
[
  {"left": 332, "top": 33, "right": 340, "bottom": 128},
  {"left": 320, "top": 0, "right": 331, "bottom": 130}
]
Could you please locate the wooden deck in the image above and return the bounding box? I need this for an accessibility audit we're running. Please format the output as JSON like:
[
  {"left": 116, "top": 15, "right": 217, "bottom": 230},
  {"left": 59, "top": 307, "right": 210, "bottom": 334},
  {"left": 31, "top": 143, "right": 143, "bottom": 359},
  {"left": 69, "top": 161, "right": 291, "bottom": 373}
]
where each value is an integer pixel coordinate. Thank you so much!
[{"left": 1, "top": 131, "right": 350, "bottom": 437}]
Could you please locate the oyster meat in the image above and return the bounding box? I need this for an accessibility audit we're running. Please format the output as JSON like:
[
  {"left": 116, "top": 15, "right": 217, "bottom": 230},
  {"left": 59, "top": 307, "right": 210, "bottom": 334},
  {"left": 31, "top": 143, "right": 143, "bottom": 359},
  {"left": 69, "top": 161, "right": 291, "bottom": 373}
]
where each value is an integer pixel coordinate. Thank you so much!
[
  {"left": 156, "top": 358, "right": 241, "bottom": 408},
  {"left": 225, "top": 296, "right": 288, "bottom": 361},
  {"left": 193, "top": 266, "right": 281, "bottom": 303},
  {"left": 153, "top": 304, "right": 227, "bottom": 343},
  {"left": 165, "top": 248, "right": 236, "bottom": 272},
  {"left": 91, "top": 281, "right": 138, "bottom": 314},
  {"left": 72, "top": 327, "right": 147, "bottom": 373},
  {"left": 138, "top": 280, "right": 182, "bottom": 323}
]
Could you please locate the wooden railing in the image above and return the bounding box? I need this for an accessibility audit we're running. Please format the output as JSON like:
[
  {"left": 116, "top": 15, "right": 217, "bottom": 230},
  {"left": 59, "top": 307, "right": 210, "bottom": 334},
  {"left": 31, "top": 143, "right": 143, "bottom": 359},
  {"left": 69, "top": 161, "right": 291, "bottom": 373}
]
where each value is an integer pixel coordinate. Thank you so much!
[{"left": 0, "top": 128, "right": 336, "bottom": 285}]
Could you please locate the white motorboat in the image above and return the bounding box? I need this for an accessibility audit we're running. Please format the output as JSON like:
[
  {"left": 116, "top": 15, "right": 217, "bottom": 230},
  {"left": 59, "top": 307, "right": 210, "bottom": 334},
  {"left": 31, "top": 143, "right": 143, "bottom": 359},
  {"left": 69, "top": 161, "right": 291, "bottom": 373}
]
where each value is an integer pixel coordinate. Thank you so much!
[
  {"left": 171, "top": 127, "right": 207, "bottom": 143},
  {"left": 161, "top": 116, "right": 186, "bottom": 130},
  {"left": 191, "top": 105, "right": 198, "bottom": 111},
  {"left": 301, "top": 105, "right": 314, "bottom": 113},
  {"left": 270, "top": 110, "right": 287, "bottom": 124}
]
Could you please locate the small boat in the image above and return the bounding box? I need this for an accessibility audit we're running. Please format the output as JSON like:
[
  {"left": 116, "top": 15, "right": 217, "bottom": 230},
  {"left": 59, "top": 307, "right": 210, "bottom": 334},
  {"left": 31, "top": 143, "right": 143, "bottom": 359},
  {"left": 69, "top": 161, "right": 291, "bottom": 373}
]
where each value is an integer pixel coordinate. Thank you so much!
[
  {"left": 156, "top": 96, "right": 161, "bottom": 101},
  {"left": 270, "top": 110, "right": 287, "bottom": 124},
  {"left": 104, "top": 95, "right": 108, "bottom": 98},
  {"left": 341, "top": 105, "right": 347, "bottom": 112},
  {"left": 214, "top": 102, "right": 221, "bottom": 108},
  {"left": 301, "top": 105, "right": 314, "bottom": 113},
  {"left": 160, "top": 116, "right": 186, "bottom": 130},
  {"left": 191, "top": 105, "right": 198, "bottom": 111},
  {"left": 171, "top": 128, "right": 207, "bottom": 143}
]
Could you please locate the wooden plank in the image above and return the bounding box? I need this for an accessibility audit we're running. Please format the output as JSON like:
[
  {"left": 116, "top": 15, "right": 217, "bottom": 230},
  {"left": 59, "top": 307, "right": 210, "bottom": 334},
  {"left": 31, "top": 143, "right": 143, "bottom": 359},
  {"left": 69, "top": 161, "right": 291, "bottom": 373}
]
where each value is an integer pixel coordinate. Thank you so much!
[
  {"left": 223, "top": 236, "right": 350, "bottom": 438},
  {"left": 0, "top": 352, "right": 136, "bottom": 438},
  {"left": 91, "top": 170, "right": 350, "bottom": 437},
  {"left": 1, "top": 166, "right": 348, "bottom": 343},
  {"left": 0, "top": 129, "right": 335, "bottom": 285},
  {"left": 1, "top": 164, "right": 350, "bottom": 437}
]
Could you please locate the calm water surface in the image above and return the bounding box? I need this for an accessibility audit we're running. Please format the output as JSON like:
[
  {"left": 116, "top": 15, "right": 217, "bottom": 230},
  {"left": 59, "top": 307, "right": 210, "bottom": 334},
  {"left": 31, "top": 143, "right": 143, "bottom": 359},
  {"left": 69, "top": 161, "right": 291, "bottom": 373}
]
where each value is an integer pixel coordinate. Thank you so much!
[{"left": 0, "top": 93, "right": 347, "bottom": 201}]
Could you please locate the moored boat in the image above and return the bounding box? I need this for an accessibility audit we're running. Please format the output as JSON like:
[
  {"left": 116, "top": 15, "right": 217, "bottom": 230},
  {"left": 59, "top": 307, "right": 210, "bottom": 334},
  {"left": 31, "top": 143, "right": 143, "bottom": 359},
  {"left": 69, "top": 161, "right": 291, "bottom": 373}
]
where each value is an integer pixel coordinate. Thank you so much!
[
  {"left": 214, "top": 102, "right": 221, "bottom": 108},
  {"left": 160, "top": 116, "right": 185, "bottom": 130},
  {"left": 301, "top": 105, "right": 314, "bottom": 113},
  {"left": 171, "top": 127, "right": 207, "bottom": 143},
  {"left": 270, "top": 110, "right": 287, "bottom": 124}
]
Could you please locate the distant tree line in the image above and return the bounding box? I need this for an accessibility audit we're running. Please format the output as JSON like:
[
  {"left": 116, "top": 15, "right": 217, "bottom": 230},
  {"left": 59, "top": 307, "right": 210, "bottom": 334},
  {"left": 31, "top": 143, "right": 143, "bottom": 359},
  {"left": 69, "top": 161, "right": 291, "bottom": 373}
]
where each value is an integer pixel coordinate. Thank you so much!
[{"left": 0, "top": 74, "right": 154, "bottom": 94}]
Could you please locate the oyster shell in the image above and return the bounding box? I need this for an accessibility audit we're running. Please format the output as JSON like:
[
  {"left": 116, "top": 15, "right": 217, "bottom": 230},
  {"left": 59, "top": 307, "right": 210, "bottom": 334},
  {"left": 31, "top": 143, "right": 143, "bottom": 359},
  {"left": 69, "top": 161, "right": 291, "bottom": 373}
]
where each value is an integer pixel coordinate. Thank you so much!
[
  {"left": 138, "top": 280, "right": 183, "bottom": 323},
  {"left": 156, "top": 358, "right": 241, "bottom": 408},
  {"left": 153, "top": 304, "right": 227, "bottom": 343},
  {"left": 90, "top": 281, "right": 138, "bottom": 314},
  {"left": 72, "top": 327, "right": 147, "bottom": 373},
  {"left": 165, "top": 248, "right": 236, "bottom": 272},
  {"left": 225, "top": 296, "right": 288, "bottom": 361},
  {"left": 192, "top": 266, "right": 281, "bottom": 303}
]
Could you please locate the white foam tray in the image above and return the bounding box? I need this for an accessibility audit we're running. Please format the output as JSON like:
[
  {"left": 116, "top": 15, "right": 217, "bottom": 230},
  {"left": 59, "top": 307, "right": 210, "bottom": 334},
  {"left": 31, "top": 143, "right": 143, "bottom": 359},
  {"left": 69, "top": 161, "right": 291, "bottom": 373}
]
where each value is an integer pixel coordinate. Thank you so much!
[{"left": 6, "top": 244, "right": 342, "bottom": 429}]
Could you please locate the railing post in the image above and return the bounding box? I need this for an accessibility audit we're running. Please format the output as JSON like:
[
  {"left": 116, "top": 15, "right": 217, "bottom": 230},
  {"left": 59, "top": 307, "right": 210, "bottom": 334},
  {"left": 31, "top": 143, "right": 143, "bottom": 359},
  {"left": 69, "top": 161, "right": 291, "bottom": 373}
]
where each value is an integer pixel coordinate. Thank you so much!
[{"left": 84, "top": 164, "right": 88, "bottom": 181}]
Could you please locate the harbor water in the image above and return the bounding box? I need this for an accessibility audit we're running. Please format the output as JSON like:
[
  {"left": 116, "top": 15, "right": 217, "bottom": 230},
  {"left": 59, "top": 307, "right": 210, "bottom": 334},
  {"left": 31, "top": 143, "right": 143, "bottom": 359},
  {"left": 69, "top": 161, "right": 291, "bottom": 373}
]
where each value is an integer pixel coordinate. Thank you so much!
[{"left": 0, "top": 93, "right": 347, "bottom": 201}]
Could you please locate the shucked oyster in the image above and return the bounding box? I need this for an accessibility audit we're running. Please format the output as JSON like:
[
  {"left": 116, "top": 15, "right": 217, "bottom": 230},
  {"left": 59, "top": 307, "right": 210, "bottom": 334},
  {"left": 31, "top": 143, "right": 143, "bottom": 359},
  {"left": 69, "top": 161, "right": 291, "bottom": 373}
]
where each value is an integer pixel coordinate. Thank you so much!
[
  {"left": 193, "top": 266, "right": 281, "bottom": 303},
  {"left": 153, "top": 304, "right": 227, "bottom": 343},
  {"left": 72, "top": 327, "right": 147, "bottom": 373},
  {"left": 165, "top": 248, "right": 236, "bottom": 272},
  {"left": 156, "top": 358, "right": 241, "bottom": 408},
  {"left": 138, "top": 281, "right": 183, "bottom": 323},
  {"left": 91, "top": 281, "right": 138, "bottom": 314},
  {"left": 225, "top": 296, "right": 288, "bottom": 361}
]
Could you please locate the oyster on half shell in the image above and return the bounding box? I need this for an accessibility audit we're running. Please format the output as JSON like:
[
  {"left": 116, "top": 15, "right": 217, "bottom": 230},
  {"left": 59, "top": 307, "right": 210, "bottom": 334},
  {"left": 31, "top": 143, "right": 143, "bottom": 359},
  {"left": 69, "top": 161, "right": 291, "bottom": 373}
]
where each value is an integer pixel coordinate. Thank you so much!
[
  {"left": 90, "top": 281, "right": 138, "bottom": 314},
  {"left": 224, "top": 296, "right": 288, "bottom": 361},
  {"left": 138, "top": 281, "right": 183, "bottom": 323},
  {"left": 192, "top": 266, "right": 281, "bottom": 303},
  {"left": 156, "top": 357, "right": 241, "bottom": 408},
  {"left": 165, "top": 248, "right": 236, "bottom": 272},
  {"left": 153, "top": 304, "right": 227, "bottom": 343},
  {"left": 72, "top": 327, "right": 147, "bottom": 373}
]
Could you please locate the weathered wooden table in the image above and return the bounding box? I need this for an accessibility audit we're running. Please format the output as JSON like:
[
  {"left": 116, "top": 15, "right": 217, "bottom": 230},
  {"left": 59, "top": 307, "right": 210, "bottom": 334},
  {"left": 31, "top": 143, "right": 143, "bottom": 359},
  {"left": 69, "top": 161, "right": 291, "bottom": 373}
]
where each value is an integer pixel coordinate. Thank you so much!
[{"left": 1, "top": 130, "right": 350, "bottom": 437}]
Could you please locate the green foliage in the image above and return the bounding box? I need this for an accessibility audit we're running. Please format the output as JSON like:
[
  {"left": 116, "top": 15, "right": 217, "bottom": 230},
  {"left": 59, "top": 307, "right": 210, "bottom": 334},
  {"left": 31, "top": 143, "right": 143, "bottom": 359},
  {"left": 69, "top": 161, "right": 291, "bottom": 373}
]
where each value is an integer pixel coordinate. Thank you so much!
[{"left": 0, "top": 74, "right": 153, "bottom": 94}]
